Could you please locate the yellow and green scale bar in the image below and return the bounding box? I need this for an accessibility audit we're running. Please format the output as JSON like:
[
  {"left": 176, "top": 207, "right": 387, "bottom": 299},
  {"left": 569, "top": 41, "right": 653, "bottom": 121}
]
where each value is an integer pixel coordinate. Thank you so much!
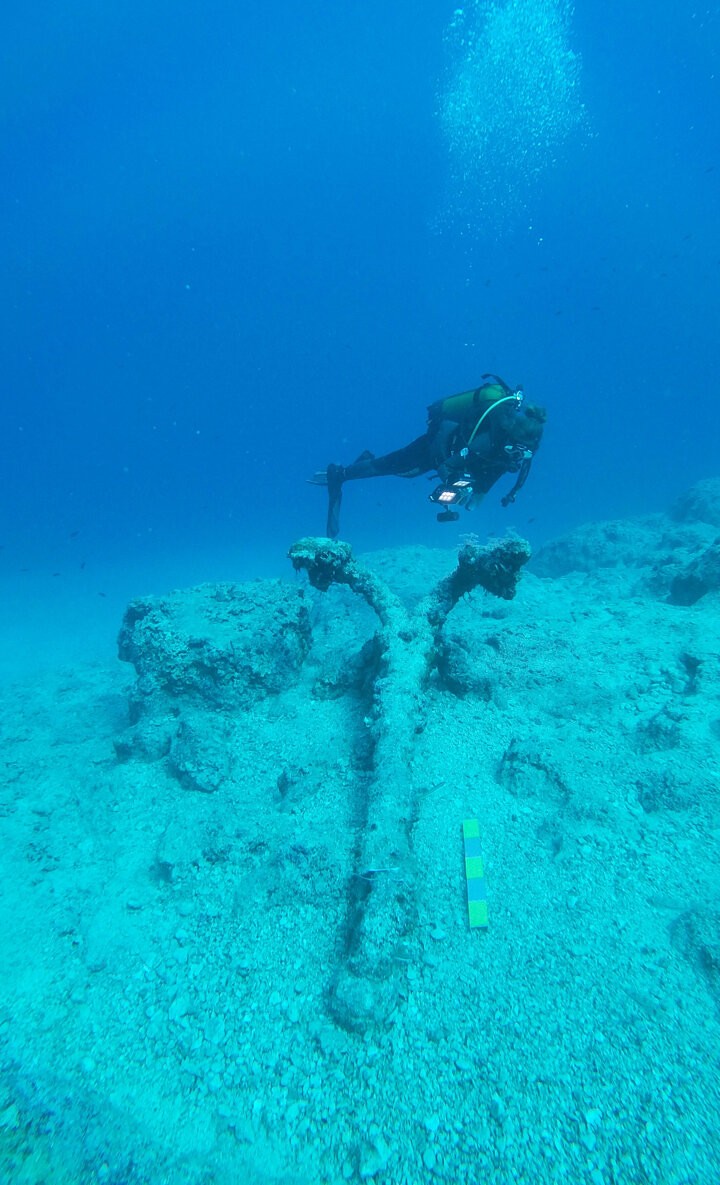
[{"left": 463, "top": 819, "right": 488, "bottom": 928}]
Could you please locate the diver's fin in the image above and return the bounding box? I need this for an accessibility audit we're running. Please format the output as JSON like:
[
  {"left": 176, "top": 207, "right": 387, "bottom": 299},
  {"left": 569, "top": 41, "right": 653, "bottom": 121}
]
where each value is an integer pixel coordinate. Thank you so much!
[
  {"left": 353, "top": 450, "right": 375, "bottom": 463},
  {"left": 307, "top": 470, "right": 328, "bottom": 486}
]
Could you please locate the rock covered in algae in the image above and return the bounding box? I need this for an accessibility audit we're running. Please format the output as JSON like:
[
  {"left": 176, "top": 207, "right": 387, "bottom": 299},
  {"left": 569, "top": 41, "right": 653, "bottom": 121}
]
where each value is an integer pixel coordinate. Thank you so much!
[
  {"left": 115, "top": 579, "right": 312, "bottom": 779},
  {"left": 117, "top": 579, "right": 311, "bottom": 711}
]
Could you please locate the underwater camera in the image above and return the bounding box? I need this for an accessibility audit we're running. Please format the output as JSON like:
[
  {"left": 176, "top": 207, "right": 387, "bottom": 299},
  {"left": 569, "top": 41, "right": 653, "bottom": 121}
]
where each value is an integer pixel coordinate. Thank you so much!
[{"left": 429, "top": 477, "right": 475, "bottom": 523}]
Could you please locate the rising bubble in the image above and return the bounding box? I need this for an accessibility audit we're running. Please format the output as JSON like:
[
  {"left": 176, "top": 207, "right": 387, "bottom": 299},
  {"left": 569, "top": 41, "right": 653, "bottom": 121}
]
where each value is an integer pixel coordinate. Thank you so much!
[{"left": 437, "top": 0, "right": 585, "bottom": 232}]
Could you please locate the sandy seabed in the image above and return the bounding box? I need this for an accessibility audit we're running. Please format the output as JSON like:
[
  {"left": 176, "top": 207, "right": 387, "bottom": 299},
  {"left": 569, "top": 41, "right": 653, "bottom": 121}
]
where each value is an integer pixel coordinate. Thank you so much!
[{"left": 1, "top": 486, "right": 719, "bottom": 1185}]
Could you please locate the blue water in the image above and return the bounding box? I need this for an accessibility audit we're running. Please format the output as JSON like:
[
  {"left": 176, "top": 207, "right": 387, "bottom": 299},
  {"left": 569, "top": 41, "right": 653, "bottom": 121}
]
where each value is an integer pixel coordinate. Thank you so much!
[{"left": 1, "top": 1, "right": 718, "bottom": 672}]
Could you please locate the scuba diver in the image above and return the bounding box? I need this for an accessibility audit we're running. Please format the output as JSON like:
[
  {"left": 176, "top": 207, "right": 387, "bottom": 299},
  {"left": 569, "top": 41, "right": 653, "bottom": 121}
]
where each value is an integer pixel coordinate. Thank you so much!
[{"left": 309, "top": 375, "right": 547, "bottom": 538}]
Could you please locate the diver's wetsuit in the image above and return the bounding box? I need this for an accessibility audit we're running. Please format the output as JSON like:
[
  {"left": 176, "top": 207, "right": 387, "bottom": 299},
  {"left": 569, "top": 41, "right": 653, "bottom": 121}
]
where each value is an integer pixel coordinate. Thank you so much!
[{"left": 325, "top": 411, "right": 534, "bottom": 538}]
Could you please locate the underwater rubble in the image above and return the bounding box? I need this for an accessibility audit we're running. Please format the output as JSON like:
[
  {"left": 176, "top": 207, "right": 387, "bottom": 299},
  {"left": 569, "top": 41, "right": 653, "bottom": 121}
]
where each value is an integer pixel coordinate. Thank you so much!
[{"left": 1, "top": 479, "right": 719, "bottom": 1183}]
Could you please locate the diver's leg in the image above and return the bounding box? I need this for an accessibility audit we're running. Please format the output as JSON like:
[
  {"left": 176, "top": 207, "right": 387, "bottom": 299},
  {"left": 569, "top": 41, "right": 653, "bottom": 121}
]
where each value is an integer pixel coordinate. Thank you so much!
[
  {"left": 317, "top": 435, "right": 434, "bottom": 538},
  {"left": 343, "top": 434, "right": 434, "bottom": 480}
]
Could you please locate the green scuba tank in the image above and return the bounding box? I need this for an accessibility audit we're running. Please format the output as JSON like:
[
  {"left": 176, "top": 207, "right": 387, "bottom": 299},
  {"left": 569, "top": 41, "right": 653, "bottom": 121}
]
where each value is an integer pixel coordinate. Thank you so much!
[
  {"left": 435, "top": 383, "right": 503, "bottom": 421},
  {"left": 428, "top": 376, "right": 524, "bottom": 455},
  {"left": 428, "top": 375, "right": 517, "bottom": 426}
]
